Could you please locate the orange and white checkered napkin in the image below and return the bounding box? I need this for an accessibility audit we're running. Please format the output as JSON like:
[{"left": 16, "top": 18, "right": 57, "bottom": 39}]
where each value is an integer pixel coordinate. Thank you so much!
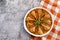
[{"left": 30, "top": 0, "right": 60, "bottom": 40}]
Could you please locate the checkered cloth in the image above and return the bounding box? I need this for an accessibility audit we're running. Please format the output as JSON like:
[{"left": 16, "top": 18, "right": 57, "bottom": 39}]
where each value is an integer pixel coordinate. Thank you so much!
[{"left": 30, "top": 0, "right": 60, "bottom": 40}]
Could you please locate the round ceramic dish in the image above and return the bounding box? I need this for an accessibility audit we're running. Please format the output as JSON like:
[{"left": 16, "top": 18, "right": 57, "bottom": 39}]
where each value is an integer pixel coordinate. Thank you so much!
[{"left": 24, "top": 7, "right": 53, "bottom": 37}]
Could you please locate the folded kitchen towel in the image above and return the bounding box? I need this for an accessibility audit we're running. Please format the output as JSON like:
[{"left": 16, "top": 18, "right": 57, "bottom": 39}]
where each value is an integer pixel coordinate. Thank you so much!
[{"left": 30, "top": 0, "right": 60, "bottom": 40}]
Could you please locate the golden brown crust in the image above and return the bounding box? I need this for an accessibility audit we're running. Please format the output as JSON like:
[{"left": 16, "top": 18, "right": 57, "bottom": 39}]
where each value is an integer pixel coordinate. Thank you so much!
[{"left": 25, "top": 9, "right": 52, "bottom": 35}]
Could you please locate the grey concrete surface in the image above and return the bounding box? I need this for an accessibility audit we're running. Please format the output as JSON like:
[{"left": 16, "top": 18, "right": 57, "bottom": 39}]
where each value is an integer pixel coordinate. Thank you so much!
[{"left": 0, "top": 0, "right": 42, "bottom": 40}]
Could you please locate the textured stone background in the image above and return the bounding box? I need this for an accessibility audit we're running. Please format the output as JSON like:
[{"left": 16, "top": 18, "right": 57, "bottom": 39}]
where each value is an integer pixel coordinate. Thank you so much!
[{"left": 0, "top": 0, "right": 41, "bottom": 40}]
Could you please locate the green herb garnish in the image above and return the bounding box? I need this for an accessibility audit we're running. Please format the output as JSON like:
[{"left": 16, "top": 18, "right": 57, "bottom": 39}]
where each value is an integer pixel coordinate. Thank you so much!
[{"left": 35, "top": 20, "right": 41, "bottom": 25}]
